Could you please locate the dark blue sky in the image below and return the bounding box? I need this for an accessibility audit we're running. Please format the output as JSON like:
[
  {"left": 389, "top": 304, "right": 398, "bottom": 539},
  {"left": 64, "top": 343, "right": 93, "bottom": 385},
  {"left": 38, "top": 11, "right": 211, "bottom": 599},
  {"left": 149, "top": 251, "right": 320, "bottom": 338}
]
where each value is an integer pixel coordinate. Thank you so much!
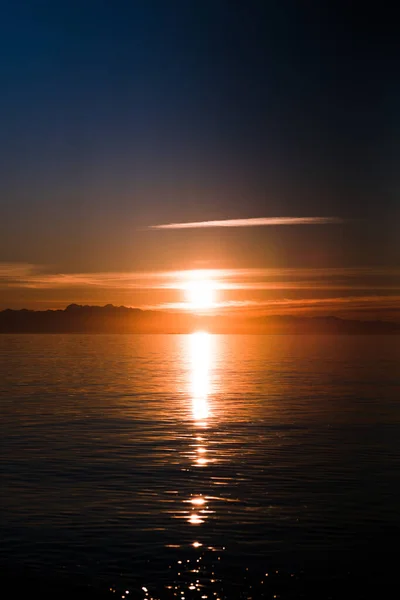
[{"left": 1, "top": 0, "right": 399, "bottom": 276}]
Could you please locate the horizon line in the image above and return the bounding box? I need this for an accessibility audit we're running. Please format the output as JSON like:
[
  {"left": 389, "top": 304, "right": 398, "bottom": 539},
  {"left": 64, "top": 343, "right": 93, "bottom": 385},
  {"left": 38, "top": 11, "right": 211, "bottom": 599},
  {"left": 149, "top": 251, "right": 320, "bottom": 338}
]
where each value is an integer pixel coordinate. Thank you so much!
[{"left": 2, "top": 298, "right": 400, "bottom": 315}]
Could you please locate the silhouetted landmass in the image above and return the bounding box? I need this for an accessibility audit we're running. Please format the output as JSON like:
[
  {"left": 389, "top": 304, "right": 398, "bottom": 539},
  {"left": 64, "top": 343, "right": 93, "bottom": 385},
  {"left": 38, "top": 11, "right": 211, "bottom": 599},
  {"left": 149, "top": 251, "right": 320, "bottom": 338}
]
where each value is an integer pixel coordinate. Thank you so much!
[{"left": 0, "top": 304, "right": 399, "bottom": 334}]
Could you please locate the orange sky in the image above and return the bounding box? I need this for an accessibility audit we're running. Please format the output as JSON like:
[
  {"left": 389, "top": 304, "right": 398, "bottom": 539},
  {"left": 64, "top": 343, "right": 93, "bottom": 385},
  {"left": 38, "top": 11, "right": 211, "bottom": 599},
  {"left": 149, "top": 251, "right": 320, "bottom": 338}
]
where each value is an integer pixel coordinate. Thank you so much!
[{"left": 1, "top": 262, "right": 400, "bottom": 320}]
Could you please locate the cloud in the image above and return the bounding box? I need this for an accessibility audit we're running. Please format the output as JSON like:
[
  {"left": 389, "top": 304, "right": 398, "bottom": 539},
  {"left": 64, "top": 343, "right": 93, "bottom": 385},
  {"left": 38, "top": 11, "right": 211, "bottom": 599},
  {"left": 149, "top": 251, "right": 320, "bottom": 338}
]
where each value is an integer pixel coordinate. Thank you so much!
[
  {"left": 1, "top": 261, "right": 399, "bottom": 317},
  {"left": 0, "top": 262, "right": 42, "bottom": 278},
  {"left": 0, "top": 265, "right": 175, "bottom": 290},
  {"left": 145, "top": 295, "right": 400, "bottom": 314},
  {"left": 148, "top": 216, "right": 344, "bottom": 229},
  {"left": 1, "top": 264, "right": 399, "bottom": 291}
]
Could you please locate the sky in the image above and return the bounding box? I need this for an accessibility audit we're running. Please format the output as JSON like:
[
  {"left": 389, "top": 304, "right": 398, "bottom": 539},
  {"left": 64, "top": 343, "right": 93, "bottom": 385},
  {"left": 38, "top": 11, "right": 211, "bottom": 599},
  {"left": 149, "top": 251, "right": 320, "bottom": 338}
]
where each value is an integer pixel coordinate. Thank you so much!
[{"left": 1, "top": 1, "right": 399, "bottom": 317}]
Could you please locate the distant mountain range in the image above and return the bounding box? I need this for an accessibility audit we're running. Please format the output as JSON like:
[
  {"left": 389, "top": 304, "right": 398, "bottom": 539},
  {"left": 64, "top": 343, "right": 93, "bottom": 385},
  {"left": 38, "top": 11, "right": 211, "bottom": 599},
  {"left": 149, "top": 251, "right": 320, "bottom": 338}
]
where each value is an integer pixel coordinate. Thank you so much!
[{"left": 1, "top": 304, "right": 399, "bottom": 334}]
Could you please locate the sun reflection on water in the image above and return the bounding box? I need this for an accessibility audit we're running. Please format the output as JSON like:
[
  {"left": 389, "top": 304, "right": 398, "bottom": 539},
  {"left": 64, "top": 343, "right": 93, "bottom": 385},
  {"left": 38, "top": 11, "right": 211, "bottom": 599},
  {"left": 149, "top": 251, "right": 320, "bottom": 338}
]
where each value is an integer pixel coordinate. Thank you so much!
[
  {"left": 190, "top": 496, "right": 205, "bottom": 506},
  {"left": 162, "top": 331, "right": 228, "bottom": 597},
  {"left": 186, "top": 332, "right": 215, "bottom": 528},
  {"left": 189, "top": 331, "right": 212, "bottom": 424}
]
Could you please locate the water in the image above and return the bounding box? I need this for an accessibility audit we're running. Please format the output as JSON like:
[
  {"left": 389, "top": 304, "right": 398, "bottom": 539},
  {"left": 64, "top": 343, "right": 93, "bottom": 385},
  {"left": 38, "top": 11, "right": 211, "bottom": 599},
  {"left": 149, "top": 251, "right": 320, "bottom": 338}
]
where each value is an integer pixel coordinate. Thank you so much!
[{"left": 1, "top": 333, "right": 400, "bottom": 598}]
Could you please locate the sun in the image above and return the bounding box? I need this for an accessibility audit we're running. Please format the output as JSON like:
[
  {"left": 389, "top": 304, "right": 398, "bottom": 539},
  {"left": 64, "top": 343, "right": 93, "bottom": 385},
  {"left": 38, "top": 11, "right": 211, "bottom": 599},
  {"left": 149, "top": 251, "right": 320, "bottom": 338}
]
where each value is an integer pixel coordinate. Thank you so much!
[{"left": 185, "top": 277, "right": 216, "bottom": 309}]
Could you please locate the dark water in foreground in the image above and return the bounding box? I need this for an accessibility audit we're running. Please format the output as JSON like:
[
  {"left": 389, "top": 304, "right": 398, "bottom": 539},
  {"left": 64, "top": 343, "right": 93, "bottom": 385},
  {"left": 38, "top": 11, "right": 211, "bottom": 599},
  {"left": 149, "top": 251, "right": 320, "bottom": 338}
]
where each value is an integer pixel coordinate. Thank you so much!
[{"left": 1, "top": 334, "right": 400, "bottom": 599}]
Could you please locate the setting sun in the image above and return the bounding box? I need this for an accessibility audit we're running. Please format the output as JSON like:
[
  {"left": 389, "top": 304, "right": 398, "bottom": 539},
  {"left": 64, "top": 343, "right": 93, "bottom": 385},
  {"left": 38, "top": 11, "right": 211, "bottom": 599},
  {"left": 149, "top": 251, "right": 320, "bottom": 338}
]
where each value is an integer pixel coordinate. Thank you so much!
[{"left": 185, "top": 277, "right": 216, "bottom": 310}]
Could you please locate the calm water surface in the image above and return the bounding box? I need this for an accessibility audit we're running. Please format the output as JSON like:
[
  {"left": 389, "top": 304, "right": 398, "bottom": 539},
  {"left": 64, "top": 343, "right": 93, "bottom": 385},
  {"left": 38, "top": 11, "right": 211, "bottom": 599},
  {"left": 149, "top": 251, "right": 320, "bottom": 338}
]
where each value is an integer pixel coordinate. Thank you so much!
[{"left": 1, "top": 334, "right": 400, "bottom": 598}]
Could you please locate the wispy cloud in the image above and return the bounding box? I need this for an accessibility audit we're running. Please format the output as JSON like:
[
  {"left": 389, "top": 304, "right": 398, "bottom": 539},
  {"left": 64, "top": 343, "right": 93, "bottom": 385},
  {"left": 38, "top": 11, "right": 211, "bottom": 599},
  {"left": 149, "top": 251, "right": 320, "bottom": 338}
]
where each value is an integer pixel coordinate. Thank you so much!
[
  {"left": 0, "top": 263, "right": 42, "bottom": 277},
  {"left": 0, "top": 265, "right": 175, "bottom": 290},
  {"left": 145, "top": 295, "right": 400, "bottom": 315},
  {"left": 2, "top": 263, "right": 400, "bottom": 318},
  {"left": 1, "top": 264, "right": 400, "bottom": 291},
  {"left": 148, "top": 216, "right": 344, "bottom": 229},
  {"left": 149, "top": 295, "right": 400, "bottom": 315}
]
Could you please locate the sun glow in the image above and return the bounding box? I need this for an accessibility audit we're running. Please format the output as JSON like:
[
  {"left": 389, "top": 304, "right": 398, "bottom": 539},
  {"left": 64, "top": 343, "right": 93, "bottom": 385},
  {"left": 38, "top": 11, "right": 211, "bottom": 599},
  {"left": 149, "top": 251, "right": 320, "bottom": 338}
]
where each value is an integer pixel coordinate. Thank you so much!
[{"left": 185, "top": 275, "right": 216, "bottom": 310}]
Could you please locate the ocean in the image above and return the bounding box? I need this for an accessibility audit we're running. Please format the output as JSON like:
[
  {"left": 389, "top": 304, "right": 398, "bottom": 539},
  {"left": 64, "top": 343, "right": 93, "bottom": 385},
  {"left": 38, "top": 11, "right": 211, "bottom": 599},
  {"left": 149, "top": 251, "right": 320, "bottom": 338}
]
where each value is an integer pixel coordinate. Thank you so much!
[{"left": 1, "top": 333, "right": 400, "bottom": 599}]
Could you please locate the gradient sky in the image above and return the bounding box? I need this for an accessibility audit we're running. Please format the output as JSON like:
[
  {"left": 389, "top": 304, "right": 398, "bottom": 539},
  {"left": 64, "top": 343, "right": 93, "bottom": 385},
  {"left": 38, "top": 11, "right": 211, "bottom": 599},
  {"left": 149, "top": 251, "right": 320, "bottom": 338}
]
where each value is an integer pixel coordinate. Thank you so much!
[{"left": 1, "top": 1, "right": 399, "bottom": 315}]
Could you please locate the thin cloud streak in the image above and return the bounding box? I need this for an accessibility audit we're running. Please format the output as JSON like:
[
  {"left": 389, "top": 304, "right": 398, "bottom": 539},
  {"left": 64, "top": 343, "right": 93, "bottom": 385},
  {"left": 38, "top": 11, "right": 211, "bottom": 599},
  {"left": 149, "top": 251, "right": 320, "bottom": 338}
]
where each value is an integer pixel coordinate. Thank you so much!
[
  {"left": 0, "top": 263, "right": 43, "bottom": 277},
  {"left": 150, "top": 295, "right": 400, "bottom": 314},
  {"left": 148, "top": 216, "right": 344, "bottom": 229},
  {"left": 1, "top": 263, "right": 400, "bottom": 291},
  {"left": 1, "top": 261, "right": 399, "bottom": 317}
]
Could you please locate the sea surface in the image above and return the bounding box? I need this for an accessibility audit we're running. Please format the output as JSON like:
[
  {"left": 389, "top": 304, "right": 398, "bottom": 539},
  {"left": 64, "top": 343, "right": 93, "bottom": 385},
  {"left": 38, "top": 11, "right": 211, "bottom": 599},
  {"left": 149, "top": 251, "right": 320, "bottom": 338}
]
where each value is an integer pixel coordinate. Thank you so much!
[{"left": 1, "top": 333, "right": 400, "bottom": 599}]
